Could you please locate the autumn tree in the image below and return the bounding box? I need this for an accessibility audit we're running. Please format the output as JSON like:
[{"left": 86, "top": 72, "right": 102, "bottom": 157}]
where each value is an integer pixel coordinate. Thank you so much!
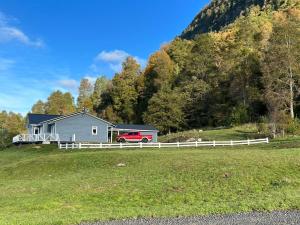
[
  {"left": 143, "top": 86, "right": 185, "bottom": 134},
  {"left": 111, "top": 57, "right": 141, "bottom": 123},
  {"left": 138, "top": 49, "right": 177, "bottom": 119},
  {"left": 262, "top": 9, "right": 300, "bottom": 127},
  {"left": 31, "top": 100, "right": 46, "bottom": 114},
  {"left": 92, "top": 76, "right": 110, "bottom": 113},
  {"left": 77, "top": 78, "right": 93, "bottom": 112},
  {"left": 0, "top": 111, "right": 25, "bottom": 148},
  {"left": 45, "top": 91, "right": 76, "bottom": 115}
]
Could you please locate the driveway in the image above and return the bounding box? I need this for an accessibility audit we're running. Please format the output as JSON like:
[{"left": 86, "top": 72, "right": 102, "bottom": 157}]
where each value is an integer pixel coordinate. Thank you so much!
[{"left": 80, "top": 211, "right": 300, "bottom": 225}]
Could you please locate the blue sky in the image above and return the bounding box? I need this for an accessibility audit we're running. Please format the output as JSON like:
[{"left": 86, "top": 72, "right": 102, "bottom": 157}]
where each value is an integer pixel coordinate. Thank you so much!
[{"left": 0, "top": 0, "right": 209, "bottom": 115}]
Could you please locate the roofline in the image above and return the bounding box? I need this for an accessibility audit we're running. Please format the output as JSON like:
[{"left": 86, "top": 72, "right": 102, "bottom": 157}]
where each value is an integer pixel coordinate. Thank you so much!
[
  {"left": 111, "top": 128, "right": 159, "bottom": 132},
  {"left": 27, "top": 113, "right": 61, "bottom": 116},
  {"left": 39, "top": 112, "right": 114, "bottom": 126},
  {"left": 113, "top": 125, "right": 159, "bottom": 132}
]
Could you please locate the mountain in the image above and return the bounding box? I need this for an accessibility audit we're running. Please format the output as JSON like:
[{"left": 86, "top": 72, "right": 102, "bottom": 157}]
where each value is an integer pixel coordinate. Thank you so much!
[{"left": 181, "top": 0, "right": 300, "bottom": 39}]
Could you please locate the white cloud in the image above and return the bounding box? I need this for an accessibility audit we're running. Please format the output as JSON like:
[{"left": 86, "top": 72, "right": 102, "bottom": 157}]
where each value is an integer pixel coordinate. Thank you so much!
[
  {"left": 0, "top": 11, "right": 44, "bottom": 47},
  {"left": 93, "top": 49, "right": 146, "bottom": 73},
  {"left": 57, "top": 79, "right": 79, "bottom": 90},
  {"left": 96, "top": 50, "right": 129, "bottom": 63},
  {"left": 84, "top": 75, "right": 98, "bottom": 84},
  {"left": 0, "top": 58, "right": 15, "bottom": 71}
]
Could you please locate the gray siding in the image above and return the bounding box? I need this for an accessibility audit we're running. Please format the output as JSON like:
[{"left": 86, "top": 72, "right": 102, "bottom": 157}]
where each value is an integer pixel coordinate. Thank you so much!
[{"left": 54, "top": 114, "right": 110, "bottom": 143}]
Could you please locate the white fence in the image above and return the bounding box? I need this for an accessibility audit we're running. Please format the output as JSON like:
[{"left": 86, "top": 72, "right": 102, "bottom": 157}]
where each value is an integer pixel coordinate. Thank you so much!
[
  {"left": 13, "top": 134, "right": 60, "bottom": 143},
  {"left": 59, "top": 138, "right": 269, "bottom": 150}
]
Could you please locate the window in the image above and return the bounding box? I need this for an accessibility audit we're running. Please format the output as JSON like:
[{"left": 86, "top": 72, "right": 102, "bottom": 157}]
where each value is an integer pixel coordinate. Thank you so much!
[
  {"left": 92, "top": 126, "right": 98, "bottom": 135},
  {"left": 33, "top": 127, "right": 39, "bottom": 135}
]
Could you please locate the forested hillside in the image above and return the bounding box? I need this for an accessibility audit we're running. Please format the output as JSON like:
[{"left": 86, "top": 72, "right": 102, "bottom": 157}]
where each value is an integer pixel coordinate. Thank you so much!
[
  {"left": 181, "top": 0, "right": 300, "bottom": 39},
  {"left": 1, "top": 0, "right": 300, "bottom": 147}
]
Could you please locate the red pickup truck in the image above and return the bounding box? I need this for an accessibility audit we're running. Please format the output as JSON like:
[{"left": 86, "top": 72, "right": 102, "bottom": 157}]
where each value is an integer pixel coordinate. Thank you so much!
[{"left": 116, "top": 132, "right": 152, "bottom": 143}]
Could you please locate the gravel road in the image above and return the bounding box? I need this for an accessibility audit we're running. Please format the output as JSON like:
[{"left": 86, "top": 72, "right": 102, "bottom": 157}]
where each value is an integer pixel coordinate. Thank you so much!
[{"left": 80, "top": 211, "right": 300, "bottom": 225}]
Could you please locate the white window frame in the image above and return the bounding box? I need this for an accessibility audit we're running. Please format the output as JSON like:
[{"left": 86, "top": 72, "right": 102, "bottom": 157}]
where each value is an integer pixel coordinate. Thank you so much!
[{"left": 92, "top": 126, "right": 98, "bottom": 135}]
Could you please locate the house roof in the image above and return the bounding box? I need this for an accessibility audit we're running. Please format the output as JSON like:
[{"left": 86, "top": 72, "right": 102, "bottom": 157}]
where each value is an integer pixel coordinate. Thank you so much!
[
  {"left": 39, "top": 112, "right": 114, "bottom": 126},
  {"left": 28, "top": 114, "right": 62, "bottom": 125},
  {"left": 114, "top": 124, "right": 159, "bottom": 131}
]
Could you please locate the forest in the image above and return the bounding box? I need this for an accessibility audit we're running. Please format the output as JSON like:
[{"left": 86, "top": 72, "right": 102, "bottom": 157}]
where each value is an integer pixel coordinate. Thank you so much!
[{"left": 1, "top": 0, "right": 300, "bottom": 147}]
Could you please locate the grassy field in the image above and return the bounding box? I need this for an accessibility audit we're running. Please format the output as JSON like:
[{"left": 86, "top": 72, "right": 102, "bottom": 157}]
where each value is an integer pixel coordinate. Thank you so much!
[
  {"left": 0, "top": 141, "right": 300, "bottom": 225},
  {"left": 159, "top": 124, "right": 265, "bottom": 142}
]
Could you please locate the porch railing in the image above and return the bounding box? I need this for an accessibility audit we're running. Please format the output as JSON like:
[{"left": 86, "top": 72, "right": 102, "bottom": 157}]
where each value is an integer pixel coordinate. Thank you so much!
[{"left": 12, "top": 134, "right": 60, "bottom": 143}]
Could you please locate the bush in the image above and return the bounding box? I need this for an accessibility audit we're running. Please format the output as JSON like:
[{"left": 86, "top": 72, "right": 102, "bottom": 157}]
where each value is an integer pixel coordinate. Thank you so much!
[
  {"left": 230, "top": 105, "right": 250, "bottom": 125},
  {"left": 286, "top": 118, "right": 300, "bottom": 135},
  {"left": 257, "top": 116, "right": 270, "bottom": 135},
  {"left": 0, "top": 129, "right": 13, "bottom": 149}
]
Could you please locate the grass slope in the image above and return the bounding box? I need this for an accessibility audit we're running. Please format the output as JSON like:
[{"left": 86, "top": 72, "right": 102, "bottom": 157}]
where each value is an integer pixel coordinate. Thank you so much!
[
  {"left": 0, "top": 142, "right": 300, "bottom": 225},
  {"left": 159, "top": 124, "right": 263, "bottom": 142}
]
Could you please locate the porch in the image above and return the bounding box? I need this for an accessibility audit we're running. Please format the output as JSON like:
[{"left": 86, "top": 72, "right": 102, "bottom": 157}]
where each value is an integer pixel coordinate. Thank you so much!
[{"left": 13, "top": 133, "right": 60, "bottom": 144}]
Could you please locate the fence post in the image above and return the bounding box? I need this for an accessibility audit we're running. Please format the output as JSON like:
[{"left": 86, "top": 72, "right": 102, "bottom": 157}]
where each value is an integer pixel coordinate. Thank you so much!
[
  {"left": 140, "top": 142, "right": 142, "bottom": 148},
  {"left": 72, "top": 143, "right": 74, "bottom": 149},
  {"left": 100, "top": 143, "right": 102, "bottom": 149},
  {"left": 231, "top": 140, "right": 233, "bottom": 146},
  {"left": 79, "top": 143, "right": 81, "bottom": 149},
  {"left": 213, "top": 140, "right": 216, "bottom": 147},
  {"left": 196, "top": 141, "right": 198, "bottom": 147},
  {"left": 247, "top": 139, "right": 250, "bottom": 145},
  {"left": 177, "top": 142, "right": 180, "bottom": 148},
  {"left": 159, "top": 143, "right": 161, "bottom": 149},
  {"left": 120, "top": 142, "right": 122, "bottom": 149},
  {"left": 66, "top": 144, "right": 68, "bottom": 150},
  {"left": 266, "top": 138, "right": 269, "bottom": 144}
]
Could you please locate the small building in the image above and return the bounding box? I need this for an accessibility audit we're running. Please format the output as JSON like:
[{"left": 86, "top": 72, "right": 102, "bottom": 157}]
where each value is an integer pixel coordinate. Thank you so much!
[{"left": 12, "top": 111, "right": 159, "bottom": 144}]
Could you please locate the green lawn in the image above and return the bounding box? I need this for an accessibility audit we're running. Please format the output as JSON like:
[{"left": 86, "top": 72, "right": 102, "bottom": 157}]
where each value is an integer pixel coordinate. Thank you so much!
[
  {"left": 0, "top": 142, "right": 300, "bottom": 225},
  {"left": 159, "top": 124, "right": 265, "bottom": 142}
]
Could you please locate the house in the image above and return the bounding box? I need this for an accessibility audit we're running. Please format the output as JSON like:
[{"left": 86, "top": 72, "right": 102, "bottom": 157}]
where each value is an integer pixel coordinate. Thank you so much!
[
  {"left": 12, "top": 111, "right": 159, "bottom": 144},
  {"left": 13, "top": 111, "right": 114, "bottom": 144}
]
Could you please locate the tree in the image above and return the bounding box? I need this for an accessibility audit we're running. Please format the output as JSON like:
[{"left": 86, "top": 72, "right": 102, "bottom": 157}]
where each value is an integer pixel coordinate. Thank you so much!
[
  {"left": 143, "top": 86, "right": 185, "bottom": 134},
  {"left": 262, "top": 9, "right": 300, "bottom": 124},
  {"left": 138, "top": 49, "right": 177, "bottom": 119},
  {"left": 166, "top": 38, "right": 193, "bottom": 72},
  {"left": 0, "top": 111, "right": 25, "bottom": 148},
  {"left": 45, "top": 91, "right": 76, "bottom": 115},
  {"left": 180, "top": 78, "right": 210, "bottom": 127},
  {"left": 31, "top": 100, "right": 46, "bottom": 114},
  {"left": 92, "top": 76, "right": 110, "bottom": 113},
  {"left": 77, "top": 78, "right": 93, "bottom": 112},
  {"left": 111, "top": 57, "right": 141, "bottom": 123},
  {"left": 227, "top": 8, "right": 270, "bottom": 112}
]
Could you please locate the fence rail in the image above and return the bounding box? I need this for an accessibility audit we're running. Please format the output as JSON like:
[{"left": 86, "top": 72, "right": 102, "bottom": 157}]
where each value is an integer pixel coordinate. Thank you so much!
[{"left": 59, "top": 138, "right": 269, "bottom": 150}]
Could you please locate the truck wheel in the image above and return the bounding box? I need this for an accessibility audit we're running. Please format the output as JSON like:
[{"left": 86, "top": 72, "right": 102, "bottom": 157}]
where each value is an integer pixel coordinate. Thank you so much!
[
  {"left": 142, "top": 138, "right": 148, "bottom": 143},
  {"left": 120, "top": 138, "right": 126, "bottom": 143}
]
